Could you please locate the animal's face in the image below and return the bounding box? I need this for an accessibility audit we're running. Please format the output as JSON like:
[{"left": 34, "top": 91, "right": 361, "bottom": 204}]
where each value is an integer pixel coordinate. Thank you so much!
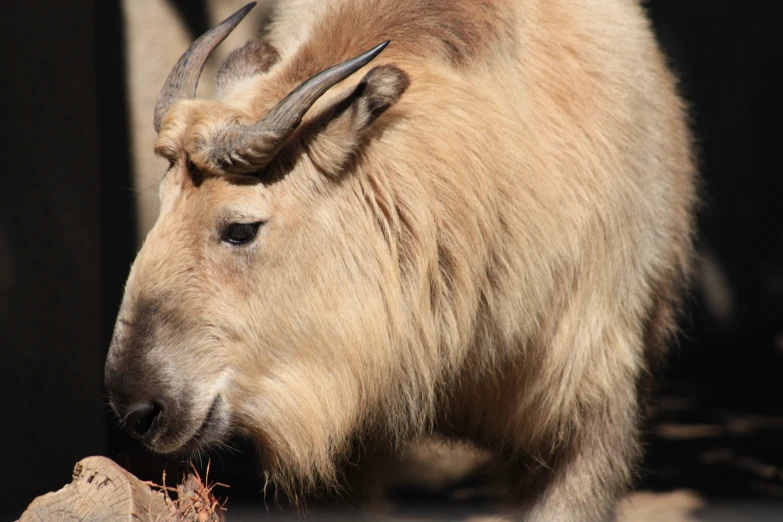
[
  {"left": 104, "top": 5, "right": 409, "bottom": 463},
  {"left": 105, "top": 140, "right": 390, "bottom": 456},
  {"left": 105, "top": 164, "right": 268, "bottom": 453}
]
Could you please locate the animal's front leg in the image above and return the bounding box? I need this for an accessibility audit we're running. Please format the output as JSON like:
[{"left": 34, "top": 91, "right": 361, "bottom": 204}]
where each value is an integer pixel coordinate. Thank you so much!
[
  {"left": 335, "top": 442, "right": 403, "bottom": 520},
  {"left": 509, "top": 392, "right": 641, "bottom": 522}
]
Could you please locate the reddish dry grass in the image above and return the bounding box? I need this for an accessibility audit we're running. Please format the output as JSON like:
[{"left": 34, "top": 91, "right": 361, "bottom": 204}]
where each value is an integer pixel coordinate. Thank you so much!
[{"left": 145, "top": 462, "right": 230, "bottom": 522}]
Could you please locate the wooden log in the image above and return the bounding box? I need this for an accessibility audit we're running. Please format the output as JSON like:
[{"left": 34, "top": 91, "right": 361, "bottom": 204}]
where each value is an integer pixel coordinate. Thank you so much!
[{"left": 19, "top": 456, "right": 175, "bottom": 522}]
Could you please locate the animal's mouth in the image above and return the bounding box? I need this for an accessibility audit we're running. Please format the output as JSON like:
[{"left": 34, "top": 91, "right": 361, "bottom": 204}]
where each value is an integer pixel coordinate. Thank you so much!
[
  {"left": 148, "top": 395, "right": 229, "bottom": 455},
  {"left": 179, "top": 395, "right": 228, "bottom": 453}
]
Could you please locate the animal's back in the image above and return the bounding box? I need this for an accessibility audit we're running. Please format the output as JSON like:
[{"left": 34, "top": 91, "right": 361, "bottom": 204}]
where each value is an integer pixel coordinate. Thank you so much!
[{"left": 261, "top": 0, "right": 696, "bottom": 368}]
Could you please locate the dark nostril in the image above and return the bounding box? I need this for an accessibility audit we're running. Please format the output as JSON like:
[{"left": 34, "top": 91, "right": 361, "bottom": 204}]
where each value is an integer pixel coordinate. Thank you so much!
[{"left": 125, "top": 402, "right": 163, "bottom": 439}]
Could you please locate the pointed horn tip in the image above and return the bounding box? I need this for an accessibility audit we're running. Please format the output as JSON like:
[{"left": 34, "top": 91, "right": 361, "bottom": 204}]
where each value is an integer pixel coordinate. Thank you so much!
[
  {"left": 350, "top": 40, "right": 391, "bottom": 71},
  {"left": 199, "top": 3, "right": 257, "bottom": 38},
  {"left": 373, "top": 40, "right": 391, "bottom": 56},
  {"left": 152, "top": 2, "right": 257, "bottom": 132},
  {"left": 222, "top": 2, "right": 257, "bottom": 27},
  {"left": 237, "top": 2, "right": 257, "bottom": 17}
]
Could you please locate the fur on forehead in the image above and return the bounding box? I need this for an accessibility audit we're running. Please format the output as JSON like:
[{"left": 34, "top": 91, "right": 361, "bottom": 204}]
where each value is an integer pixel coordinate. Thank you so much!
[{"left": 154, "top": 63, "right": 410, "bottom": 182}]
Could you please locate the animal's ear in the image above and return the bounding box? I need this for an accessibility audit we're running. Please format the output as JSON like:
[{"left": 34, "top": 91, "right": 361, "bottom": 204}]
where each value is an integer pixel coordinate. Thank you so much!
[
  {"left": 216, "top": 40, "right": 280, "bottom": 99},
  {"left": 305, "top": 64, "right": 409, "bottom": 174}
]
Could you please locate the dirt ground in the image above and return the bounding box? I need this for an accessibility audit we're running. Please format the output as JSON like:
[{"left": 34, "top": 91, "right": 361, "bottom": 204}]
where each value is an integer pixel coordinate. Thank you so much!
[{"left": 223, "top": 492, "right": 783, "bottom": 521}]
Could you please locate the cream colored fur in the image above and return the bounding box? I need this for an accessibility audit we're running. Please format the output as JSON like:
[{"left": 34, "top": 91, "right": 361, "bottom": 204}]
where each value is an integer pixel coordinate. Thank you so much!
[{"left": 109, "top": 0, "right": 697, "bottom": 519}]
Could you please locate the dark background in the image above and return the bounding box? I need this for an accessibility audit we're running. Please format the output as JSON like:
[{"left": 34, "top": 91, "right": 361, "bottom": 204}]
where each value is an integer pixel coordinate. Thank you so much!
[{"left": 1, "top": 1, "right": 781, "bottom": 519}]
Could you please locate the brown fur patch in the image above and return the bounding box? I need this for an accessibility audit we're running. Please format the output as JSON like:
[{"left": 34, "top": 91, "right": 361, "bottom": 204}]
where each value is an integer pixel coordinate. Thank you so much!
[
  {"left": 281, "top": 0, "right": 513, "bottom": 83},
  {"left": 215, "top": 40, "right": 280, "bottom": 98}
]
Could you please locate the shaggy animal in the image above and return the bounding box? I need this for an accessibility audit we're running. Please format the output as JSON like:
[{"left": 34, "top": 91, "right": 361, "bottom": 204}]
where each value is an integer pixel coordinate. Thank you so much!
[{"left": 105, "top": 0, "right": 697, "bottom": 519}]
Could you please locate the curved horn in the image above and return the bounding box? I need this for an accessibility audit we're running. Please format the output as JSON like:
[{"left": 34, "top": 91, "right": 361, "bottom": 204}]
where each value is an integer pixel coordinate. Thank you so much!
[
  {"left": 153, "top": 2, "right": 256, "bottom": 132},
  {"left": 254, "top": 40, "right": 390, "bottom": 140},
  {"left": 203, "top": 40, "right": 390, "bottom": 174}
]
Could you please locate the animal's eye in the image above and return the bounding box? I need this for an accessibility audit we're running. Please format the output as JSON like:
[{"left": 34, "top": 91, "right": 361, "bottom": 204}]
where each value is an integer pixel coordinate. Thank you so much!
[{"left": 221, "top": 222, "right": 263, "bottom": 245}]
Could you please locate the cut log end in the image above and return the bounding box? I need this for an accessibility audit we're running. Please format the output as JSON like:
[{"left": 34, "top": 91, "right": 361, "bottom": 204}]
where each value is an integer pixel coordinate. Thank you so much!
[{"left": 19, "top": 456, "right": 225, "bottom": 522}]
